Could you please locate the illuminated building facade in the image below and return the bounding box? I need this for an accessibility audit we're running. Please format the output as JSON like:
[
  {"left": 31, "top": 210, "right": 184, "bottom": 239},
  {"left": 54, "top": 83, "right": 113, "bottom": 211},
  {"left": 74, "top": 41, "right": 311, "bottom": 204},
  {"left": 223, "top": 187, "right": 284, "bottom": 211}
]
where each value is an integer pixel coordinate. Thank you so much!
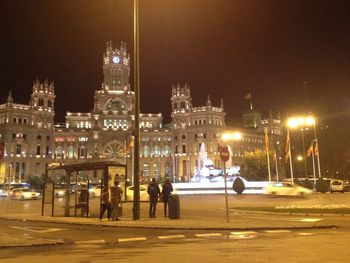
[
  {"left": 0, "top": 42, "right": 283, "bottom": 184},
  {"left": 0, "top": 81, "right": 55, "bottom": 183}
]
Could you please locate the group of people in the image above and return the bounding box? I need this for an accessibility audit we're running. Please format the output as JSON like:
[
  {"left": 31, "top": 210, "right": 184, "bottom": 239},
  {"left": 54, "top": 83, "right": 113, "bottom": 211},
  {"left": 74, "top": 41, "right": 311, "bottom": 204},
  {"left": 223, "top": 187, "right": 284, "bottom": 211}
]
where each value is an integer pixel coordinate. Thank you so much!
[
  {"left": 100, "top": 180, "right": 123, "bottom": 221},
  {"left": 148, "top": 178, "right": 173, "bottom": 218},
  {"left": 97, "top": 177, "right": 173, "bottom": 220}
]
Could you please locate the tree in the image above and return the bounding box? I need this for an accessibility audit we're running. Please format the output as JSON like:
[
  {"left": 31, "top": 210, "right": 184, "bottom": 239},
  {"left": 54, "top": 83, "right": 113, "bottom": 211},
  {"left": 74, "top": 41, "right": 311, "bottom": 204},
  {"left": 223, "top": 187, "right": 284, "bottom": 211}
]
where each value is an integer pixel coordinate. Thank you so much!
[
  {"left": 28, "top": 176, "right": 43, "bottom": 189},
  {"left": 240, "top": 149, "right": 270, "bottom": 181}
]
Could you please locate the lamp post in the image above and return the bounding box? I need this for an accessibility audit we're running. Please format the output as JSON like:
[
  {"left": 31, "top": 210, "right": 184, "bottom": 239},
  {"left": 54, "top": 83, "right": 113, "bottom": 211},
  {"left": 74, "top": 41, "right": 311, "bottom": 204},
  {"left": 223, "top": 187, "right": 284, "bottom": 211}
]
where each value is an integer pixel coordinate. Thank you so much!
[
  {"left": 133, "top": 0, "right": 140, "bottom": 220},
  {"left": 222, "top": 132, "right": 242, "bottom": 166},
  {"left": 287, "top": 116, "right": 321, "bottom": 180},
  {"left": 305, "top": 117, "right": 321, "bottom": 178}
]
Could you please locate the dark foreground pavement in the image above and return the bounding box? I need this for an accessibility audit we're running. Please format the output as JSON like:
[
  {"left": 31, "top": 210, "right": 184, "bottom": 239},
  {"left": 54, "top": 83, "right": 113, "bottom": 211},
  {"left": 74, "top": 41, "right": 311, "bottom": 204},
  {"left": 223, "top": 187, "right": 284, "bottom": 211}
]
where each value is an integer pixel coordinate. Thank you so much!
[{"left": 0, "top": 197, "right": 337, "bottom": 247}]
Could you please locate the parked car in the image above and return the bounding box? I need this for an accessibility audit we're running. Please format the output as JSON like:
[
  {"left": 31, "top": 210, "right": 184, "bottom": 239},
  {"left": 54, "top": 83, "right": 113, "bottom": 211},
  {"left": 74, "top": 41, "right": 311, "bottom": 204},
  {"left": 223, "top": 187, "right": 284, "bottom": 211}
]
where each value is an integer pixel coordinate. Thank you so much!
[
  {"left": 264, "top": 182, "right": 312, "bottom": 197},
  {"left": 89, "top": 185, "right": 102, "bottom": 197},
  {"left": 10, "top": 188, "right": 40, "bottom": 200},
  {"left": 330, "top": 179, "right": 344, "bottom": 193},
  {"left": 343, "top": 181, "right": 350, "bottom": 192},
  {"left": 126, "top": 185, "right": 150, "bottom": 201},
  {"left": 0, "top": 188, "right": 8, "bottom": 197}
]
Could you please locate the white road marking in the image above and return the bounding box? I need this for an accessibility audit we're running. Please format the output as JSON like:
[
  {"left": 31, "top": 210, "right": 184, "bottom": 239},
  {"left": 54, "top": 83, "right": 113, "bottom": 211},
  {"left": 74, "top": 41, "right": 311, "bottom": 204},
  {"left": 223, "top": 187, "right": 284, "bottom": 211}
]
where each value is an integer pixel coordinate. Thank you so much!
[
  {"left": 158, "top": 235, "right": 185, "bottom": 239},
  {"left": 75, "top": 240, "right": 106, "bottom": 245},
  {"left": 230, "top": 231, "right": 257, "bottom": 235},
  {"left": 229, "top": 234, "right": 256, "bottom": 239},
  {"left": 290, "top": 218, "right": 323, "bottom": 222},
  {"left": 229, "top": 231, "right": 257, "bottom": 239},
  {"left": 195, "top": 233, "right": 222, "bottom": 237},
  {"left": 265, "top": 230, "right": 291, "bottom": 233},
  {"left": 118, "top": 237, "right": 147, "bottom": 243},
  {"left": 297, "top": 232, "right": 316, "bottom": 236},
  {"left": 11, "top": 226, "right": 68, "bottom": 233}
]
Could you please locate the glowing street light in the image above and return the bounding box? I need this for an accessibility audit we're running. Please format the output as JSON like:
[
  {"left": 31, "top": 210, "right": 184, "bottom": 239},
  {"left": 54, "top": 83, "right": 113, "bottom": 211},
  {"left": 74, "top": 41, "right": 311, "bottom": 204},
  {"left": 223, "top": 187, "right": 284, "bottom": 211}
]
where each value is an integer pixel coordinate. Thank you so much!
[
  {"left": 296, "top": 155, "right": 303, "bottom": 161},
  {"left": 220, "top": 131, "right": 242, "bottom": 224},
  {"left": 222, "top": 131, "right": 242, "bottom": 161},
  {"left": 287, "top": 115, "right": 321, "bottom": 180},
  {"left": 222, "top": 132, "right": 242, "bottom": 142}
]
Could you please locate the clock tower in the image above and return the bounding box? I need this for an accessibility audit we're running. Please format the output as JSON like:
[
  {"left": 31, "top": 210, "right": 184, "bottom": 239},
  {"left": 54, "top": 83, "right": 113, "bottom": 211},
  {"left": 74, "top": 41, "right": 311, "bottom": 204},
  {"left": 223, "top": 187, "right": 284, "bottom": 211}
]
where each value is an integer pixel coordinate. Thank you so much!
[{"left": 103, "top": 41, "right": 130, "bottom": 90}]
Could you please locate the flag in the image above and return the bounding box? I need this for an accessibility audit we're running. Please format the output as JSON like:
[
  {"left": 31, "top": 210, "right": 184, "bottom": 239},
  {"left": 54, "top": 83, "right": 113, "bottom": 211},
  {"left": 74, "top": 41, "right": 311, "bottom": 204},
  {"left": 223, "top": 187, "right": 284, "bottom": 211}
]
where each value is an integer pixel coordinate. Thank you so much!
[
  {"left": 244, "top": 93, "right": 251, "bottom": 99},
  {"left": 314, "top": 141, "right": 319, "bottom": 156},
  {"left": 0, "top": 143, "right": 4, "bottom": 159},
  {"left": 285, "top": 130, "right": 290, "bottom": 163},
  {"left": 265, "top": 131, "right": 269, "bottom": 152},
  {"left": 306, "top": 144, "right": 313, "bottom": 157}
]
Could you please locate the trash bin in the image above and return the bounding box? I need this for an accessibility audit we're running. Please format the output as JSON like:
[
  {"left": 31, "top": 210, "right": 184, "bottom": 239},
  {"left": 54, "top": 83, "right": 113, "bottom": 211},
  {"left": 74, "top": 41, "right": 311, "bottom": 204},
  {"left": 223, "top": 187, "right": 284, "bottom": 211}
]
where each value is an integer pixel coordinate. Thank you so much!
[{"left": 168, "top": 194, "right": 180, "bottom": 219}]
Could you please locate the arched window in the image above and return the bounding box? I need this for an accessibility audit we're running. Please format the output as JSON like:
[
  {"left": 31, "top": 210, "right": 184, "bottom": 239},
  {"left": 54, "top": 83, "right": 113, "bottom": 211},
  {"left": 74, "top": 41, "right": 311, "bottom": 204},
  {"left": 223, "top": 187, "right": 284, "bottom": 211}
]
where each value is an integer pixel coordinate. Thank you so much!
[
  {"left": 143, "top": 145, "right": 149, "bottom": 158},
  {"left": 68, "top": 146, "right": 74, "bottom": 159},
  {"left": 154, "top": 145, "right": 160, "bottom": 157},
  {"left": 163, "top": 145, "right": 170, "bottom": 156},
  {"left": 55, "top": 147, "right": 63, "bottom": 158},
  {"left": 36, "top": 145, "right": 41, "bottom": 155},
  {"left": 79, "top": 147, "right": 86, "bottom": 158}
]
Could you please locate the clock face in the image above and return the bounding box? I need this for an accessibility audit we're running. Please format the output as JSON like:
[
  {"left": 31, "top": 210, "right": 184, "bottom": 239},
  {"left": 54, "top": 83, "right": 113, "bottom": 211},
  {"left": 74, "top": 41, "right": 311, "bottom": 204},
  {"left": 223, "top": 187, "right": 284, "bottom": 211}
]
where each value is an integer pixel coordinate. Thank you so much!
[{"left": 112, "top": 56, "right": 120, "bottom": 64}]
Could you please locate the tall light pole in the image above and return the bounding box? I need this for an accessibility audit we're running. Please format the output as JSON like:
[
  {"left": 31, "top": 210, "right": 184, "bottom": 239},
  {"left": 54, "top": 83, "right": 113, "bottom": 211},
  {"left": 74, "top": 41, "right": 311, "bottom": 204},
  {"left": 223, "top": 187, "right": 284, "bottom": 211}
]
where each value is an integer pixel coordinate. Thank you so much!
[
  {"left": 133, "top": 0, "right": 140, "bottom": 220},
  {"left": 287, "top": 116, "right": 321, "bottom": 179},
  {"left": 305, "top": 117, "right": 321, "bottom": 178},
  {"left": 221, "top": 132, "right": 242, "bottom": 223}
]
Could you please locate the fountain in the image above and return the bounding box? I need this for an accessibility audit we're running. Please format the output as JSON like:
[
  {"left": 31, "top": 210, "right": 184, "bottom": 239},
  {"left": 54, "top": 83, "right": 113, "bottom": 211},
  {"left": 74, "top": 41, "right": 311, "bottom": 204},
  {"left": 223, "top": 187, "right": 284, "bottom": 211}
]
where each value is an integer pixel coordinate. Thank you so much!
[{"left": 191, "top": 143, "right": 240, "bottom": 183}]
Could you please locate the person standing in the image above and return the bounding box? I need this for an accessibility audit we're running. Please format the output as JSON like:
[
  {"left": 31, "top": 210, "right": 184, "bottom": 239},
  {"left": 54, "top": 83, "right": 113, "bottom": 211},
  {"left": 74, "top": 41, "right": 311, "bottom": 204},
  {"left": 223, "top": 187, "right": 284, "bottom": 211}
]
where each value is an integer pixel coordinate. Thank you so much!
[
  {"left": 161, "top": 179, "right": 173, "bottom": 217},
  {"left": 78, "top": 185, "right": 89, "bottom": 216},
  {"left": 147, "top": 178, "right": 160, "bottom": 218},
  {"left": 100, "top": 188, "right": 111, "bottom": 220},
  {"left": 110, "top": 180, "right": 123, "bottom": 221}
]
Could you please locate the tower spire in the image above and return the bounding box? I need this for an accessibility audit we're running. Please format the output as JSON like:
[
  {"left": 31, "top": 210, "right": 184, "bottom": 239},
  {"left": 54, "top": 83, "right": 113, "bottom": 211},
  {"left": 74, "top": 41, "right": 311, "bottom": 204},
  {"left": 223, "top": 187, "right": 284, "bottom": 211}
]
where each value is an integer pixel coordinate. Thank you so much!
[
  {"left": 7, "top": 90, "right": 13, "bottom": 104},
  {"left": 206, "top": 95, "right": 211, "bottom": 107}
]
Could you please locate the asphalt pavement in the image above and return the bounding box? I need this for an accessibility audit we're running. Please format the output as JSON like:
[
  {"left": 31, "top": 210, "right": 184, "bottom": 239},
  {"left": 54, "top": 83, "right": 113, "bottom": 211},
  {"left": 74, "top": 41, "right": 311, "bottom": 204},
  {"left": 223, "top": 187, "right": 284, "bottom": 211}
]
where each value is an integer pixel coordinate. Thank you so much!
[{"left": 0, "top": 195, "right": 338, "bottom": 248}]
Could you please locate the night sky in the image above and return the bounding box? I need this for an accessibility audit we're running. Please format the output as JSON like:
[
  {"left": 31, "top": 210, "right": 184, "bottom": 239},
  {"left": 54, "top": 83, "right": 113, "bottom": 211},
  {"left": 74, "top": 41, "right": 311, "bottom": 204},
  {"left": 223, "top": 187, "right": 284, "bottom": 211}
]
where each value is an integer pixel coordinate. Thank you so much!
[{"left": 1, "top": 0, "right": 349, "bottom": 128}]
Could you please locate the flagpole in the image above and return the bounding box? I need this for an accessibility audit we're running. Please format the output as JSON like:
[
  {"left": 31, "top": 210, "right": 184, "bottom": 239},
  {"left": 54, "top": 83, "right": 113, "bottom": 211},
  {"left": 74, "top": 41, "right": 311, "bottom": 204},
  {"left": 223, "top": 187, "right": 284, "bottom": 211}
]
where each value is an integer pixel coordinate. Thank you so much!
[
  {"left": 312, "top": 122, "right": 321, "bottom": 178},
  {"left": 311, "top": 143, "right": 316, "bottom": 184},
  {"left": 265, "top": 130, "right": 271, "bottom": 182},
  {"left": 274, "top": 149, "right": 279, "bottom": 182},
  {"left": 267, "top": 151, "right": 271, "bottom": 182},
  {"left": 287, "top": 129, "right": 294, "bottom": 185},
  {"left": 315, "top": 140, "right": 321, "bottom": 178}
]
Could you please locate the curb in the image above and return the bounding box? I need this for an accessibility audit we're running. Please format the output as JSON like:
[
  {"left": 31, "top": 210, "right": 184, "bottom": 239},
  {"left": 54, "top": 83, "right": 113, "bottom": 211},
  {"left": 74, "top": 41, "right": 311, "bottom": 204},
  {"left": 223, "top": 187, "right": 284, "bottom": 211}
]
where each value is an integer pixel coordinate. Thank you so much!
[
  {"left": 0, "top": 239, "right": 64, "bottom": 248},
  {"left": 0, "top": 215, "right": 337, "bottom": 231},
  {"left": 231, "top": 208, "right": 350, "bottom": 217}
]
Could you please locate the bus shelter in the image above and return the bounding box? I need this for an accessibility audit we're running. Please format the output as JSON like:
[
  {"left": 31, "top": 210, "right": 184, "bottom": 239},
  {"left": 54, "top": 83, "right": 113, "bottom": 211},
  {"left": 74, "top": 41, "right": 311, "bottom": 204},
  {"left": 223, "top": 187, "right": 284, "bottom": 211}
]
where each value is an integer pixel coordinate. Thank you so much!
[{"left": 45, "top": 161, "right": 127, "bottom": 217}]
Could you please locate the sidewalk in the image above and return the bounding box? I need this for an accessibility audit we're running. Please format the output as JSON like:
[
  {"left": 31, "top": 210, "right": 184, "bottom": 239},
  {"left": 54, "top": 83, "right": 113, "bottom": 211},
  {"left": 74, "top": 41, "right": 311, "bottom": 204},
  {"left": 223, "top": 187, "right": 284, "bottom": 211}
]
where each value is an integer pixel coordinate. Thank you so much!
[{"left": 0, "top": 199, "right": 336, "bottom": 247}]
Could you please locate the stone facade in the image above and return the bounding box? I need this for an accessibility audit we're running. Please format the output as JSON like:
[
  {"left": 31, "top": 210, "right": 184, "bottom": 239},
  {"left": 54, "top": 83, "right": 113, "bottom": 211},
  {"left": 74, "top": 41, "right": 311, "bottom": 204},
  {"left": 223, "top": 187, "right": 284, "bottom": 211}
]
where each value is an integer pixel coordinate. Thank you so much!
[{"left": 0, "top": 42, "right": 283, "bottom": 184}]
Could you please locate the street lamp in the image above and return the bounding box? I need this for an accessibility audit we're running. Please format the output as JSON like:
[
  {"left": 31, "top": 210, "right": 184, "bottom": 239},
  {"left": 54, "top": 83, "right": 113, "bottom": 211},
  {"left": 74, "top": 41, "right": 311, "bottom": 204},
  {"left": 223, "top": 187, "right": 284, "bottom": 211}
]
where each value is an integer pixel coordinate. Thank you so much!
[
  {"left": 133, "top": 0, "right": 141, "bottom": 220},
  {"left": 220, "top": 131, "right": 242, "bottom": 224},
  {"left": 222, "top": 132, "right": 242, "bottom": 160},
  {"left": 287, "top": 116, "right": 321, "bottom": 179}
]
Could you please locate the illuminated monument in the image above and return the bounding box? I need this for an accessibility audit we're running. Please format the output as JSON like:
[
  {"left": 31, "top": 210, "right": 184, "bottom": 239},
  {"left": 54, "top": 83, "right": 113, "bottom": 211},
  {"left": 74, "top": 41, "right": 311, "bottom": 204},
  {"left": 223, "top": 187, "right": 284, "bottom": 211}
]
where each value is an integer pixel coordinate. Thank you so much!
[{"left": 0, "top": 42, "right": 282, "bottom": 184}]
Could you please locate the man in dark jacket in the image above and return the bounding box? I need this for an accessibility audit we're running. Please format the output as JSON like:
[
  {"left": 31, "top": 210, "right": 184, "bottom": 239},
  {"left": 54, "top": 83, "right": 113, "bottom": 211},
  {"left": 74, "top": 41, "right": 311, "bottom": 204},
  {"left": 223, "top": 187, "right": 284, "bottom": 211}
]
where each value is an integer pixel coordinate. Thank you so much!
[
  {"left": 110, "top": 180, "right": 123, "bottom": 221},
  {"left": 161, "top": 179, "right": 173, "bottom": 217},
  {"left": 147, "top": 178, "right": 160, "bottom": 218}
]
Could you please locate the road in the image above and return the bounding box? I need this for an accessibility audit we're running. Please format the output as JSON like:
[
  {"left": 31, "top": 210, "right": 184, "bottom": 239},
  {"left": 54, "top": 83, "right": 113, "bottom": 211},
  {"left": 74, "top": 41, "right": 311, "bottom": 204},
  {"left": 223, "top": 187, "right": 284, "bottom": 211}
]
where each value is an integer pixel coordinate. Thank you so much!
[
  {"left": 0, "top": 193, "right": 349, "bottom": 262},
  {"left": 0, "top": 218, "right": 349, "bottom": 263}
]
